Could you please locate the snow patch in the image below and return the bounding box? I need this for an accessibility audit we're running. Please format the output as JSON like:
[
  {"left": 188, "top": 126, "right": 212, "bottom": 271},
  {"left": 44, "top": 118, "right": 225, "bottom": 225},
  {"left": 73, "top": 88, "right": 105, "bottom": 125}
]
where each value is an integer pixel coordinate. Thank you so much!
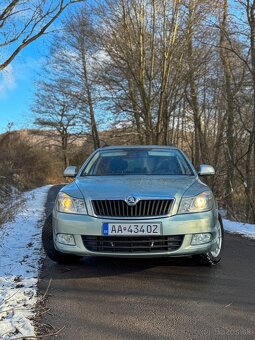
[
  {"left": 223, "top": 219, "right": 255, "bottom": 239},
  {"left": 0, "top": 185, "right": 52, "bottom": 339}
]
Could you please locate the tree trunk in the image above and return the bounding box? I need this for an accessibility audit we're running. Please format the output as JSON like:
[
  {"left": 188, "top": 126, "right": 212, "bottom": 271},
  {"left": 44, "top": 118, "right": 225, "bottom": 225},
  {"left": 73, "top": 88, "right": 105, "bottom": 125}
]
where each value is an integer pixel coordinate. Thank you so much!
[
  {"left": 186, "top": 0, "right": 207, "bottom": 168},
  {"left": 80, "top": 42, "right": 100, "bottom": 149},
  {"left": 219, "top": 0, "right": 235, "bottom": 213},
  {"left": 61, "top": 135, "right": 69, "bottom": 170},
  {"left": 246, "top": 0, "right": 255, "bottom": 222}
]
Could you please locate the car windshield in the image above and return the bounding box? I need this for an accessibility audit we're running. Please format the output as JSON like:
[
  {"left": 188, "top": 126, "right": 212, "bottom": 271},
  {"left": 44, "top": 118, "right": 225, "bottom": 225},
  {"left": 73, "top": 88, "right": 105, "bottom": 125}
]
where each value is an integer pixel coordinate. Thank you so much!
[{"left": 81, "top": 149, "right": 194, "bottom": 176}]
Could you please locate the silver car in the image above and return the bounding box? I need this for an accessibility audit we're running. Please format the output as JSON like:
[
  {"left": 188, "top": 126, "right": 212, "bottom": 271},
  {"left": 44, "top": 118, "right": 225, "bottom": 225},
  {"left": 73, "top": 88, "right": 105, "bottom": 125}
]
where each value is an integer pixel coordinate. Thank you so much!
[{"left": 42, "top": 146, "right": 224, "bottom": 266}]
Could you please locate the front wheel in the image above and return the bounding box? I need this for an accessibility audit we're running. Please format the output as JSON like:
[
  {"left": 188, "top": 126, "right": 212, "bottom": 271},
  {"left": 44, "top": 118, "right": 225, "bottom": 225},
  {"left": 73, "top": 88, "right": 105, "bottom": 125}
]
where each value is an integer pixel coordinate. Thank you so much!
[
  {"left": 42, "top": 213, "right": 83, "bottom": 264},
  {"left": 193, "top": 214, "right": 224, "bottom": 266}
]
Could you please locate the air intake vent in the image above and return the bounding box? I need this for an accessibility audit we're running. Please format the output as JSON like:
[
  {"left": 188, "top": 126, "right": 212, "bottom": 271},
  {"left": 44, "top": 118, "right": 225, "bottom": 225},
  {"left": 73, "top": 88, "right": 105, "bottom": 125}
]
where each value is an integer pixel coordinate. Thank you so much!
[{"left": 82, "top": 235, "right": 184, "bottom": 253}]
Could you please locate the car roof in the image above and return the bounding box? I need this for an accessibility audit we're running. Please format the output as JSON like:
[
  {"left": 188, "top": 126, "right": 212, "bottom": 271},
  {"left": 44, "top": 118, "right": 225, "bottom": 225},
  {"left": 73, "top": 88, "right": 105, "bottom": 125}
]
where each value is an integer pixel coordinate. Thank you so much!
[{"left": 98, "top": 145, "right": 179, "bottom": 151}]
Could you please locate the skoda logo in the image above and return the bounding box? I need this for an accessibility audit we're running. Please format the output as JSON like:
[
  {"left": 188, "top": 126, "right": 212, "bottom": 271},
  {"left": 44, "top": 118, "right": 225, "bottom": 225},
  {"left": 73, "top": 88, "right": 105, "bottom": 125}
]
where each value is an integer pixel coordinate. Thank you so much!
[{"left": 126, "top": 196, "right": 138, "bottom": 206}]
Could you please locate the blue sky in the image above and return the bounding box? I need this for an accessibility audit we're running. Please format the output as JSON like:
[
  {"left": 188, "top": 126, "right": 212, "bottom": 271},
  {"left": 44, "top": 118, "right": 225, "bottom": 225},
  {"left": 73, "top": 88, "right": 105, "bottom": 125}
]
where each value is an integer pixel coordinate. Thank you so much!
[{"left": 0, "top": 39, "right": 48, "bottom": 133}]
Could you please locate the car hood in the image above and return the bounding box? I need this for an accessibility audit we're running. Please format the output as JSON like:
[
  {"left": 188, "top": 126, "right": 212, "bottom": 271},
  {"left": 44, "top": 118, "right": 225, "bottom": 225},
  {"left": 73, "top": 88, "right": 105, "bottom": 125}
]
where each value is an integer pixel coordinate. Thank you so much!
[{"left": 72, "top": 175, "right": 207, "bottom": 200}]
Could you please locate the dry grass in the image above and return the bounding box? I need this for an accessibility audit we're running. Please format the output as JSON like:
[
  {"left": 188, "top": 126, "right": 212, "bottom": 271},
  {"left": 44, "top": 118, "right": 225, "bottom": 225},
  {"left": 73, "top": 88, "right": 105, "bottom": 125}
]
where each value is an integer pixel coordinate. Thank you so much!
[{"left": 0, "top": 181, "right": 24, "bottom": 228}]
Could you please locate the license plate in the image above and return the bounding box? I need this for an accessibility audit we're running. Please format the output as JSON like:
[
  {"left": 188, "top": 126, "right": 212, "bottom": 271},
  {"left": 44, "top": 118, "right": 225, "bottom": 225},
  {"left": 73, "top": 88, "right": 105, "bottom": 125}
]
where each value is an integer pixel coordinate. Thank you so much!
[{"left": 103, "top": 223, "right": 161, "bottom": 236}]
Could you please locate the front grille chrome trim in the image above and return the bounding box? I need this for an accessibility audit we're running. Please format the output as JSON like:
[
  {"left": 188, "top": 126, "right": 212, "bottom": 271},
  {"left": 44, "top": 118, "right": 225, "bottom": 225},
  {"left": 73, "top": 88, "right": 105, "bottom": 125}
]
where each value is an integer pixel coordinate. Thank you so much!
[{"left": 91, "top": 198, "right": 174, "bottom": 218}]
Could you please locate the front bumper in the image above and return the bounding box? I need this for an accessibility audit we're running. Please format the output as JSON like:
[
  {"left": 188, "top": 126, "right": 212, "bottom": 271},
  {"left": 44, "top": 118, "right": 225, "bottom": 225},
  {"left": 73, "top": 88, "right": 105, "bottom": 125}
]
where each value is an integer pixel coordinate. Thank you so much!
[{"left": 52, "top": 209, "right": 220, "bottom": 258}]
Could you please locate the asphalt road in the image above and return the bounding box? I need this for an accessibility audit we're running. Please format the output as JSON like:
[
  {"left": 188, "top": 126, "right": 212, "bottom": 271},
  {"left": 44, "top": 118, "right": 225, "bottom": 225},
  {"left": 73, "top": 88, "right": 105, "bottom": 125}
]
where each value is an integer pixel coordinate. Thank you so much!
[{"left": 39, "top": 185, "right": 255, "bottom": 340}]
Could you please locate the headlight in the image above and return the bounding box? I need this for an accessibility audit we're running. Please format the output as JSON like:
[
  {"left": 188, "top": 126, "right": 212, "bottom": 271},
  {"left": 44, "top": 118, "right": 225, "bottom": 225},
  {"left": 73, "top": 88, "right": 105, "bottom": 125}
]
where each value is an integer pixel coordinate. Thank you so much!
[
  {"left": 56, "top": 192, "right": 87, "bottom": 214},
  {"left": 178, "top": 191, "right": 214, "bottom": 214}
]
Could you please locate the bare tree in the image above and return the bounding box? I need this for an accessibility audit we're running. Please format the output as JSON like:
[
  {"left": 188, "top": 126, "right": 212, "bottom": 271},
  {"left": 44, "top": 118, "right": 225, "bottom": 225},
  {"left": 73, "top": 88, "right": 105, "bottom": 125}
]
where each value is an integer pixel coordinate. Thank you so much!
[
  {"left": 0, "top": 0, "right": 84, "bottom": 71},
  {"left": 64, "top": 10, "right": 101, "bottom": 149},
  {"left": 98, "top": 0, "right": 187, "bottom": 144},
  {"left": 33, "top": 79, "right": 83, "bottom": 169},
  {"left": 40, "top": 8, "right": 102, "bottom": 149}
]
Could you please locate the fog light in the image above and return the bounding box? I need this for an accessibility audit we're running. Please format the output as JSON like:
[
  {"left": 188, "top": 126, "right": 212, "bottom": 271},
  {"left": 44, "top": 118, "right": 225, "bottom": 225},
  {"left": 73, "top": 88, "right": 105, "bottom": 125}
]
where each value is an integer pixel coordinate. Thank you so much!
[
  {"left": 56, "top": 233, "right": 76, "bottom": 246},
  {"left": 191, "top": 233, "right": 211, "bottom": 245}
]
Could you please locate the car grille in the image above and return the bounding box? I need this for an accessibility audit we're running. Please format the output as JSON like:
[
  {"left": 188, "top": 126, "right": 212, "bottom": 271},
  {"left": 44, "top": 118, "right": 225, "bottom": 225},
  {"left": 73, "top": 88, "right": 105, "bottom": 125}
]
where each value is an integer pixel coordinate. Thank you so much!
[
  {"left": 91, "top": 199, "right": 173, "bottom": 217},
  {"left": 82, "top": 235, "right": 184, "bottom": 253}
]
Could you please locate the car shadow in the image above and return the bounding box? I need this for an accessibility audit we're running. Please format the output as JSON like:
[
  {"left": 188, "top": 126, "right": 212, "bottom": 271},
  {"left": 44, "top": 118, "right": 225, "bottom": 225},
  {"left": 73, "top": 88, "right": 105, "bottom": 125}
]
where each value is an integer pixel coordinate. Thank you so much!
[{"left": 39, "top": 254, "right": 216, "bottom": 283}]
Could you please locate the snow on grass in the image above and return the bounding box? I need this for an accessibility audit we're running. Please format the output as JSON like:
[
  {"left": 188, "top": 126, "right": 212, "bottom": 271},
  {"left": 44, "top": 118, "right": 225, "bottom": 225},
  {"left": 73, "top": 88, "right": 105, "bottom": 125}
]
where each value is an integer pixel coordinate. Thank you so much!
[
  {"left": 0, "top": 185, "right": 52, "bottom": 339},
  {"left": 223, "top": 219, "right": 255, "bottom": 239}
]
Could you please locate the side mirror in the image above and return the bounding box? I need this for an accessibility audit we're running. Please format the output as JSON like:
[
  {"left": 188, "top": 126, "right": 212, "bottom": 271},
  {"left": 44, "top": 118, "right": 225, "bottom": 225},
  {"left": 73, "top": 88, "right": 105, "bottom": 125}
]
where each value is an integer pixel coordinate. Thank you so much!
[
  {"left": 63, "top": 166, "right": 78, "bottom": 178},
  {"left": 198, "top": 164, "right": 215, "bottom": 176}
]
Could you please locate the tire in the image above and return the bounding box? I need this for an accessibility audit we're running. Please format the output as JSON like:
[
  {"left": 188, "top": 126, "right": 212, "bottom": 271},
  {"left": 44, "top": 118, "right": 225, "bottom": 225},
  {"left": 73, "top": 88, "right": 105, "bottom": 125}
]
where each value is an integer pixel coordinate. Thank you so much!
[
  {"left": 42, "top": 213, "right": 83, "bottom": 264},
  {"left": 193, "top": 214, "right": 224, "bottom": 266}
]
